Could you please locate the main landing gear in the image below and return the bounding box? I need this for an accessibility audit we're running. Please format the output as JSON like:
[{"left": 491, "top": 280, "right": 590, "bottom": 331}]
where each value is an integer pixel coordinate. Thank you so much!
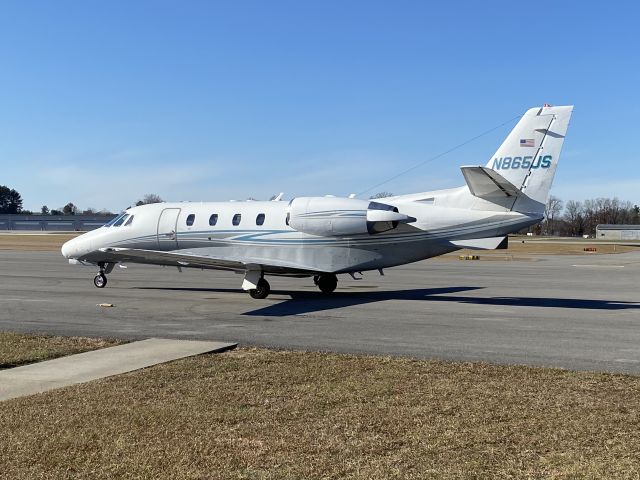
[
  {"left": 242, "top": 271, "right": 271, "bottom": 299},
  {"left": 314, "top": 273, "right": 338, "bottom": 294},
  {"left": 242, "top": 271, "right": 338, "bottom": 300},
  {"left": 93, "top": 262, "right": 114, "bottom": 288},
  {"left": 249, "top": 278, "right": 271, "bottom": 299}
]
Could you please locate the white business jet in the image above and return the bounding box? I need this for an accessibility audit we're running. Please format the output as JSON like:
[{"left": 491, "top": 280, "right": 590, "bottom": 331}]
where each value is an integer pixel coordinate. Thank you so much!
[{"left": 62, "top": 105, "right": 573, "bottom": 299}]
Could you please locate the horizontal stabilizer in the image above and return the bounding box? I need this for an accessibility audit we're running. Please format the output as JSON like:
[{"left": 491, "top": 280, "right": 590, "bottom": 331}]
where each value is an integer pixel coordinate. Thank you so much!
[
  {"left": 451, "top": 236, "right": 508, "bottom": 250},
  {"left": 460, "top": 166, "right": 521, "bottom": 198}
]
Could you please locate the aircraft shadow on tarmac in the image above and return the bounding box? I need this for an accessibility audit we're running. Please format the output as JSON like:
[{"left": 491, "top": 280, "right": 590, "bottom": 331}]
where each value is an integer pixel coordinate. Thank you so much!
[
  {"left": 247, "top": 288, "right": 640, "bottom": 316},
  {"left": 135, "top": 285, "right": 640, "bottom": 317}
]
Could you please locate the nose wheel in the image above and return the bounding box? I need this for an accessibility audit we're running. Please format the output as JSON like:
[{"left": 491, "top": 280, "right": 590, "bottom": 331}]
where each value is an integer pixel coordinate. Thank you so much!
[
  {"left": 94, "top": 272, "right": 107, "bottom": 288},
  {"left": 93, "top": 262, "right": 114, "bottom": 288}
]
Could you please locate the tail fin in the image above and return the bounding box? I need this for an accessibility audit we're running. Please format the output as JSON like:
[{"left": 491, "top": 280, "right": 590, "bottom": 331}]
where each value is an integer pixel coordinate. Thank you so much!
[{"left": 486, "top": 105, "right": 573, "bottom": 212}]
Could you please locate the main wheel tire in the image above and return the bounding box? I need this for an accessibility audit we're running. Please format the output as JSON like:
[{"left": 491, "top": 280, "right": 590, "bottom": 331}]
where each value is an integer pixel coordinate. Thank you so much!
[
  {"left": 94, "top": 273, "right": 107, "bottom": 288},
  {"left": 317, "top": 274, "right": 337, "bottom": 294},
  {"left": 249, "top": 278, "right": 270, "bottom": 299}
]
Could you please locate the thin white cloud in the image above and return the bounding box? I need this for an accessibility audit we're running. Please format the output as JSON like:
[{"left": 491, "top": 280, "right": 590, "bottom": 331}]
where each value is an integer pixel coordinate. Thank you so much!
[
  {"left": 25, "top": 153, "right": 236, "bottom": 211},
  {"left": 21, "top": 147, "right": 469, "bottom": 211}
]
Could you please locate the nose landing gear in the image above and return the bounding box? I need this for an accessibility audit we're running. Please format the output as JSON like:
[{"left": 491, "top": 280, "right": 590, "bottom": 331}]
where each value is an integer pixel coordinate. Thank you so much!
[
  {"left": 94, "top": 272, "right": 107, "bottom": 288},
  {"left": 93, "top": 262, "right": 114, "bottom": 288}
]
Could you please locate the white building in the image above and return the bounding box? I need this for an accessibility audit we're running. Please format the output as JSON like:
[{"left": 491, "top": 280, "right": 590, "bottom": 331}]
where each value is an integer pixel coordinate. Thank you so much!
[{"left": 596, "top": 224, "right": 640, "bottom": 241}]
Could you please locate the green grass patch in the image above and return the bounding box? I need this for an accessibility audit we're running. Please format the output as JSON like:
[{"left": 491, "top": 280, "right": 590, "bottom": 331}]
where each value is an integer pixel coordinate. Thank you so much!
[
  {"left": 0, "top": 331, "right": 122, "bottom": 369},
  {"left": 1, "top": 347, "right": 640, "bottom": 478}
]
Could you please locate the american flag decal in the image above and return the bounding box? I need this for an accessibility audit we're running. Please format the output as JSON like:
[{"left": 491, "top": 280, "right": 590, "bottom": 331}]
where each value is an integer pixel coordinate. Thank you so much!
[{"left": 520, "top": 138, "right": 534, "bottom": 147}]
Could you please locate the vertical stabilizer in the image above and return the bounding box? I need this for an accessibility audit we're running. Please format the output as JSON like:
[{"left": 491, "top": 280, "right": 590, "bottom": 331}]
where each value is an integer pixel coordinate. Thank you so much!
[{"left": 485, "top": 105, "right": 573, "bottom": 212}]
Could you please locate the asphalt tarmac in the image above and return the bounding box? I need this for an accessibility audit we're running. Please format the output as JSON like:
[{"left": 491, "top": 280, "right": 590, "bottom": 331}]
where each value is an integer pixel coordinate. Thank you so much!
[{"left": 1, "top": 250, "right": 639, "bottom": 373}]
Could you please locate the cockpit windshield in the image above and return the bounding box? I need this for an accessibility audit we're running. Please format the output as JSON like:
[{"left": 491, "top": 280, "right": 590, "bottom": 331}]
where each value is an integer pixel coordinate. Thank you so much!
[
  {"left": 104, "top": 213, "right": 131, "bottom": 227},
  {"left": 113, "top": 214, "right": 129, "bottom": 227},
  {"left": 104, "top": 213, "right": 125, "bottom": 227}
]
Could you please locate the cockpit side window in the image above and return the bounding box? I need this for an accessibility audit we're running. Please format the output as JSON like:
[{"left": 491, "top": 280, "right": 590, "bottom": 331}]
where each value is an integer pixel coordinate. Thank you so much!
[
  {"left": 124, "top": 215, "right": 134, "bottom": 226},
  {"left": 113, "top": 214, "right": 129, "bottom": 227}
]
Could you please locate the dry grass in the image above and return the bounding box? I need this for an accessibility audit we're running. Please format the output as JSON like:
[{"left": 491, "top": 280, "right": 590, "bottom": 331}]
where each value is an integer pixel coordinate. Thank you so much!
[
  {"left": 0, "top": 331, "right": 122, "bottom": 369},
  {"left": 439, "top": 238, "right": 638, "bottom": 259},
  {"left": 0, "top": 233, "right": 79, "bottom": 251},
  {"left": 496, "top": 239, "right": 636, "bottom": 255},
  {"left": 1, "top": 347, "right": 640, "bottom": 479}
]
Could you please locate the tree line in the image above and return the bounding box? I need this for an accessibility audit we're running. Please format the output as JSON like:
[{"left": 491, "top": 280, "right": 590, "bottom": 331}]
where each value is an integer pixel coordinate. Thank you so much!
[
  {"left": 540, "top": 196, "right": 640, "bottom": 236},
  {"left": 0, "top": 185, "right": 163, "bottom": 215}
]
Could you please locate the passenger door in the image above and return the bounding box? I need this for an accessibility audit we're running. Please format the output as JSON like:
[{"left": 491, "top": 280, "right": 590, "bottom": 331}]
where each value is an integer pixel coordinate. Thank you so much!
[{"left": 157, "top": 208, "right": 181, "bottom": 250}]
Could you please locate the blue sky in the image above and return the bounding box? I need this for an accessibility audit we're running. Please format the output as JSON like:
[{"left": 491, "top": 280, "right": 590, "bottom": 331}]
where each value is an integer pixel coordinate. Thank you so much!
[{"left": 1, "top": 0, "right": 638, "bottom": 212}]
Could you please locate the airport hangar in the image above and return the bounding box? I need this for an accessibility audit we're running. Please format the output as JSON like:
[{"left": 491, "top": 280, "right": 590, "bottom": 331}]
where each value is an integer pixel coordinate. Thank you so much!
[{"left": 596, "top": 224, "right": 640, "bottom": 241}]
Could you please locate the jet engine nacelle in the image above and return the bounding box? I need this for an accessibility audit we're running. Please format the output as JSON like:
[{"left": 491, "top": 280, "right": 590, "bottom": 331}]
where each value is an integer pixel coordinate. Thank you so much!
[{"left": 288, "top": 197, "right": 414, "bottom": 237}]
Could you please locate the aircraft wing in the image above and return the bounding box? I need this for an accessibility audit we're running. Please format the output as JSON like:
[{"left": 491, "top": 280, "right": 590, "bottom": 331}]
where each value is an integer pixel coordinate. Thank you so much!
[{"left": 96, "top": 247, "right": 316, "bottom": 275}]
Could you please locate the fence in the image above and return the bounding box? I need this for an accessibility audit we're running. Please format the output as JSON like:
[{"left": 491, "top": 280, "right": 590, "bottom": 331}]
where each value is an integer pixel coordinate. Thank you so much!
[{"left": 0, "top": 214, "right": 117, "bottom": 231}]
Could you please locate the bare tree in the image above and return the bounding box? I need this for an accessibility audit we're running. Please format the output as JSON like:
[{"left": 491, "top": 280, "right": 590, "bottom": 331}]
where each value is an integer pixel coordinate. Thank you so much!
[
  {"left": 135, "top": 193, "right": 163, "bottom": 206},
  {"left": 370, "top": 192, "right": 394, "bottom": 199},
  {"left": 563, "top": 200, "right": 584, "bottom": 236},
  {"left": 544, "top": 195, "right": 563, "bottom": 235}
]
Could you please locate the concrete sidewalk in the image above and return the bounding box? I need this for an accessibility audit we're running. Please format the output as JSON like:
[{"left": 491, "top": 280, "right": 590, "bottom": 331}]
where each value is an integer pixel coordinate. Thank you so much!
[{"left": 0, "top": 338, "right": 236, "bottom": 401}]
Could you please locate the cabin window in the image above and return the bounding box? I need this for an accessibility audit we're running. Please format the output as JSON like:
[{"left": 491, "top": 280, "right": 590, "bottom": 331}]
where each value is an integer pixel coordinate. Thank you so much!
[
  {"left": 285, "top": 212, "right": 290, "bottom": 226},
  {"left": 256, "top": 213, "right": 265, "bottom": 226},
  {"left": 124, "top": 215, "right": 134, "bottom": 226},
  {"left": 232, "top": 214, "right": 242, "bottom": 226},
  {"left": 113, "top": 214, "right": 129, "bottom": 227},
  {"left": 186, "top": 214, "right": 195, "bottom": 226},
  {"left": 209, "top": 214, "right": 218, "bottom": 226}
]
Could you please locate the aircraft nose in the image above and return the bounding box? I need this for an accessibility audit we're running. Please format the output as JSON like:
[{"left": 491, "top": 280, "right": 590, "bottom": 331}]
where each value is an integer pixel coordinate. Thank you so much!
[
  {"left": 61, "top": 238, "right": 76, "bottom": 259},
  {"left": 61, "top": 236, "right": 91, "bottom": 259}
]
